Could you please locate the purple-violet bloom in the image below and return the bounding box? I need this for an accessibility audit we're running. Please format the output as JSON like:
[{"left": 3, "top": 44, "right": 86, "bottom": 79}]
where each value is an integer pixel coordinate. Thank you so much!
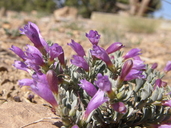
[
  {"left": 48, "top": 43, "right": 64, "bottom": 62},
  {"left": 95, "top": 73, "right": 111, "bottom": 92},
  {"left": 71, "top": 55, "right": 89, "bottom": 71},
  {"left": 123, "top": 48, "right": 141, "bottom": 60},
  {"left": 106, "top": 42, "right": 124, "bottom": 54},
  {"left": 120, "top": 60, "right": 133, "bottom": 81},
  {"left": 95, "top": 73, "right": 115, "bottom": 99},
  {"left": 68, "top": 40, "right": 85, "bottom": 57},
  {"left": 164, "top": 61, "right": 171, "bottom": 73},
  {"left": 120, "top": 59, "right": 146, "bottom": 81},
  {"left": 132, "top": 56, "right": 146, "bottom": 70},
  {"left": 24, "top": 45, "right": 45, "bottom": 71},
  {"left": 10, "top": 45, "right": 26, "bottom": 60},
  {"left": 79, "top": 79, "right": 97, "bottom": 97},
  {"left": 46, "top": 70, "right": 58, "bottom": 95},
  {"left": 154, "top": 79, "right": 167, "bottom": 89},
  {"left": 124, "top": 69, "right": 145, "bottom": 81},
  {"left": 86, "top": 30, "right": 100, "bottom": 45},
  {"left": 151, "top": 63, "right": 158, "bottom": 70},
  {"left": 19, "top": 73, "right": 58, "bottom": 108},
  {"left": 83, "top": 90, "right": 109, "bottom": 121},
  {"left": 72, "top": 125, "right": 79, "bottom": 128},
  {"left": 20, "top": 22, "right": 48, "bottom": 52},
  {"left": 90, "top": 45, "right": 114, "bottom": 71},
  {"left": 13, "top": 60, "right": 30, "bottom": 72},
  {"left": 111, "top": 102, "right": 127, "bottom": 114},
  {"left": 150, "top": 123, "right": 171, "bottom": 128},
  {"left": 162, "top": 100, "right": 171, "bottom": 107}
]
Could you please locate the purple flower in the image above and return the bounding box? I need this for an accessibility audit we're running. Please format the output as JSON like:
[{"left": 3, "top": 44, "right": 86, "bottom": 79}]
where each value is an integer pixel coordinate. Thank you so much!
[
  {"left": 71, "top": 55, "right": 89, "bottom": 71},
  {"left": 83, "top": 90, "right": 109, "bottom": 120},
  {"left": 158, "top": 124, "right": 171, "bottom": 128},
  {"left": 72, "top": 125, "right": 79, "bottom": 128},
  {"left": 25, "top": 45, "right": 43, "bottom": 58},
  {"left": 68, "top": 40, "right": 85, "bottom": 57},
  {"left": 162, "top": 100, "right": 171, "bottom": 107},
  {"left": 46, "top": 70, "right": 58, "bottom": 94},
  {"left": 120, "top": 60, "right": 133, "bottom": 81},
  {"left": 95, "top": 73, "right": 111, "bottom": 92},
  {"left": 20, "top": 22, "right": 48, "bottom": 52},
  {"left": 24, "top": 45, "right": 45, "bottom": 68},
  {"left": 111, "top": 102, "right": 126, "bottom": 114},
  {"left": 79, "top": 79, "right": 97, "bottom": 97},
  {"left": 124, "top": 69, "right": 145, "bottom": 81},
  {"left": 48, "top": 43, "right": 64, "bottom": 62},
  {"left": 120, "top": 59, "right": 145, "bottom": 81},
  {"left": 18, "top": 73, "right": 57, "bottom": 108},
  {"left": 106, "top": 42, "right": 124, "bottom": 54},
  {"left": 86, "top": 30, "right": 100, "bottom": 45},
  {"left": 13, "top": 60, "right": 30, "bottom": 72},
  {"left": 151, "top": 123, "right": 171, "bottom": 128},
  {"left": 10, "top": 45, "right": 26, "bottom": 60},
  {"left": 90, "top": 45, "right": 114, "bottom": 70},
  {"left": 154, "top": 79, "right": 167, "bottom": 89},
  {"left": 132, "top": 56, "right": 146, "bottom": 70},
  {"left": 123, "top": 48, "right": 141, "bottom": 60},
  {"left": 164, "top": 61, "right": 171, "bottom": 73},
  {"left": 151, "top": 63, "right": 158, "bottom": 70}
]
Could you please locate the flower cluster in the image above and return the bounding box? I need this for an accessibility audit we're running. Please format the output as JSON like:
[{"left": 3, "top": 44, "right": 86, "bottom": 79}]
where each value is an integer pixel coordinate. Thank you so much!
[{"left": 11, "top": 22, "right": 171, "bottom": 128}]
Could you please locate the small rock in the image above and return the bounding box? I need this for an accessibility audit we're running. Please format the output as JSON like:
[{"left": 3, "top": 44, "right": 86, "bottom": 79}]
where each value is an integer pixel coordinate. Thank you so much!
[{"left": 53, "top": 6, "right": 78, "bottom": 22}]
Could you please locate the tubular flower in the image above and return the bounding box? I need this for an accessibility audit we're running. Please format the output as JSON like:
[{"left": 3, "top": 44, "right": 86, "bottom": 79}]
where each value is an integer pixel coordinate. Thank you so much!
[
  {"left": 68, "top": 40, "right": 85, "bottom": 57},
  {"left": 150, "top": 123, "right": 171, "bottom": 128},
  {"left": 79, "top": 79, "right": 97, "bottom": 97},
  {"left": 151, "top": 63, "right": 158, "bottom": 70},
  {"left": 154, "top": 79, "right": 167, "bottom": 89},
  {"left": 120, "top": 60, "right": 133, "bottom": 81},
  {"left": 18, "top": 73, "right": 57, "bottom": 108},
  {"left": 20, "top": 22, "right": 48, "bottom": 52},
  {"left": 25, "top": 45, "right": 44, "bottom": 65},
  {"left": 162, "top": 100, "right": 171, "bottom": 107},
  {"left": 111, "top": 102, "right": 127, "bottom": 114},
  {"left": 123, "top": 48, "right": 141, "bottom": 60},
  {"left": 71, "top": 55, "right": 89, "bottom": 71},
  {"left": 106, "top": 42, "right": 124, "bottom": 54},
  {"left": 13, "top": 60, "right": 30, "bottom": 72},
  {"left": 72, "top": 125, "right": 79, "bottom": 128},
  {"left": 124, "top": 69, "right": 145, "bottom": 81},
  {"left": 10, "top": 45, "right": 26, "bottom": 60},
  {"left": 95, "top": 73, "right": 115, "bottom": 99},
  {"left": 164, "top": 61, "right": 171, "bottom": 73},
  {"left": 46, "top": 70, "right": 58, "bottom": 95},
  {"left": 95, "top": 73, "right": 111, "bottom": 92},
  {"left": 86, "top": 30, "right": 100, "bottom": 45},
  {"left": 90, "top": 45, "right": 115, "bottom": 71},
  {"left": 82, "top": 90, "right": 109, "bottom": 121},
  {"left": 132, "top": 56, "right": 146, "bottom": 70},
  {"left": 48, "top": 43, "right": 64, "bottom": 62}
]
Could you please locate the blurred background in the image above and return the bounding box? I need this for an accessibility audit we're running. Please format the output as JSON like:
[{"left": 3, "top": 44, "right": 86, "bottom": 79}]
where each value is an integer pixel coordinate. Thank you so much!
[{"left": 0, "top": 0, "right": 168, "bottom": 18}]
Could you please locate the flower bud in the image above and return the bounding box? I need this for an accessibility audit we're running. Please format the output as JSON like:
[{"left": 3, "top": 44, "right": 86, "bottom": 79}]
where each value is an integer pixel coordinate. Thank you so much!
[
  {"left": 86, "top": 30, "right": 100, "bottom": 45},
  {"left": 164, "top": 61, "right": 171, "bottom": 73},
  {"left": 123, "top": 48, "right": 141, "bottom": 60},
  {"left": 120, "top": 60, "right": 133, "bottom": 81},
  {"left": 151, "top": 63, "right": 158, "bottom": 69},
  {"left": 106, "top": 42, "right": 124, "bottom": 54},
  {"left": 46, "top": 70, "right": 58, "bottom": 95},
  {"left": 111, "top": 102, "right": 126, "bottom": 114}
]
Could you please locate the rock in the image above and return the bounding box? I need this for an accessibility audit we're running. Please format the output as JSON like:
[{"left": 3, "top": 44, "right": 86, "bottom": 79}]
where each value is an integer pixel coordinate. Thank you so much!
[
  {"left": 0, "top": 102, "right": 62, "bottom": 128},
  {"left": 53, "top": 6, "right": 78, "bottom": 21}
]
